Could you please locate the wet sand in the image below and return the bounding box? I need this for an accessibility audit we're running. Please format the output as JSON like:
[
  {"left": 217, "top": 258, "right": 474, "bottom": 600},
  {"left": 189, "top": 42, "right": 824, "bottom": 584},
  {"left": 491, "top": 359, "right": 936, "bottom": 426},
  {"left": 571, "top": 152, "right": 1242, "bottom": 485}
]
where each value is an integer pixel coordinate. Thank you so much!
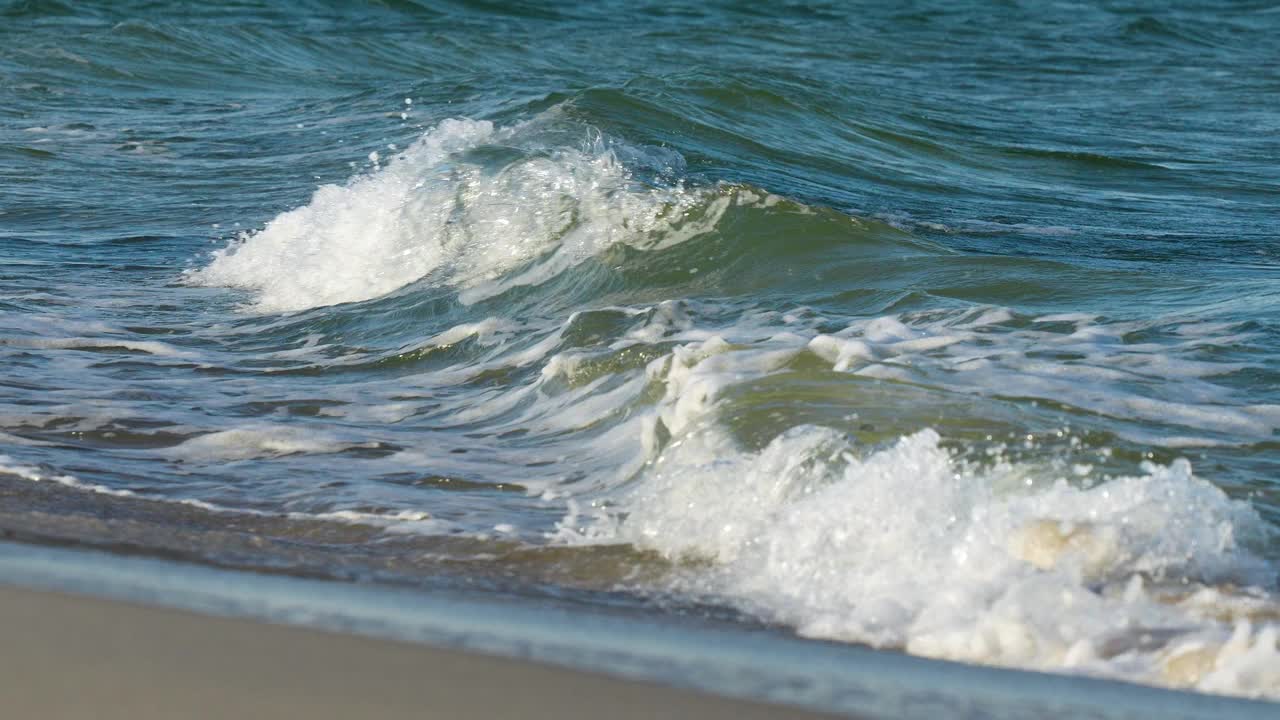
[{"left": 0, "top": 584, "right": 842, "bottom": 719}]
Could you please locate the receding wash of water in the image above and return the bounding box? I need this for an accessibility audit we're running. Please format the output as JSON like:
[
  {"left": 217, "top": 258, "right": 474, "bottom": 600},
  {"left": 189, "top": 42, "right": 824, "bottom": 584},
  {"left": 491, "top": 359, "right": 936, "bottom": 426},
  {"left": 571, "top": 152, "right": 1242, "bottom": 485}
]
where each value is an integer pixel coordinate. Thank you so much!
[{"left": 1, "top": 0, "right": 1278, "bottom": 709}]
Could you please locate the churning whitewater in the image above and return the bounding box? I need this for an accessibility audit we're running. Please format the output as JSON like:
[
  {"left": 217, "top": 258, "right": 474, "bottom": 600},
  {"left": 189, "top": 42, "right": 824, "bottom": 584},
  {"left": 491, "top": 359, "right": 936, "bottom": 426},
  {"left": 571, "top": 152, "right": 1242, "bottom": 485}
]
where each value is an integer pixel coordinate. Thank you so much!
[
  {"left": 178, "top": 115, "right": 1280, "bottom": 696},
  {"left": 5, "top": 0, "right": 1280, "bottom": 706},
  {"left": 192, "top": 115, "right": 722, "bottom": 312}
]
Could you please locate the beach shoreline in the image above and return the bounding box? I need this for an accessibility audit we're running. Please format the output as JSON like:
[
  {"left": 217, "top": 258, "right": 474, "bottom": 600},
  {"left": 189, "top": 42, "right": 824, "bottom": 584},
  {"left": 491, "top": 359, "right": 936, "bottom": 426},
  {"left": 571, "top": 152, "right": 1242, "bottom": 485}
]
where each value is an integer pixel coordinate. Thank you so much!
[
  {"left": 5, "top": 0, "right": 1279, "bottom": 709},
  {"left": 0, "top": 540, "right": 1276, "bottom": 719},
  {"left": 0, "top": 583, "right": 843, "bottom": 720}
]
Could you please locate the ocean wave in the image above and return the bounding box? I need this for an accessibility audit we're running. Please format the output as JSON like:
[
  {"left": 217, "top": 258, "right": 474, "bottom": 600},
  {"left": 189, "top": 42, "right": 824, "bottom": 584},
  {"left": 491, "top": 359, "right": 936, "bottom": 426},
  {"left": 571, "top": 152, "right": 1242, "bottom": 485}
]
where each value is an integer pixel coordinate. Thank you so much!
[
  {"left": 188, "top": 114, "right": 719, "bottom": 311},
  {"left": 597, "top": 423, "right": 1280, "bottom": 695},
  {"left": 8, "top": 0, "right": 1280, "bottom": 707},
  {"left": 186, "top": 111, "right": 925, "bottom": 314}
]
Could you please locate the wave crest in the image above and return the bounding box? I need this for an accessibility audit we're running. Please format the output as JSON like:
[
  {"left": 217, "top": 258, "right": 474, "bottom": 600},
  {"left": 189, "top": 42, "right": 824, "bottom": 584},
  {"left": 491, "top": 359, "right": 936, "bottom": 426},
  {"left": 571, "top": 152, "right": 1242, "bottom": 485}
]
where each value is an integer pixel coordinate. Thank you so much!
[{"left": 189, "top": 115, "right": 728, "bottom": 312}]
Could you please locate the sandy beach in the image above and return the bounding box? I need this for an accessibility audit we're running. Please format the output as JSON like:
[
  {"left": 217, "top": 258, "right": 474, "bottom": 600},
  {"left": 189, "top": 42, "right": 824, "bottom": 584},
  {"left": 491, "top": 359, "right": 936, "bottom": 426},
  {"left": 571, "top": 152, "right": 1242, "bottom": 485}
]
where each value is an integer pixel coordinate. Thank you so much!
[{"left": 0, "top": 584, "right": 844, "bottom": 719}]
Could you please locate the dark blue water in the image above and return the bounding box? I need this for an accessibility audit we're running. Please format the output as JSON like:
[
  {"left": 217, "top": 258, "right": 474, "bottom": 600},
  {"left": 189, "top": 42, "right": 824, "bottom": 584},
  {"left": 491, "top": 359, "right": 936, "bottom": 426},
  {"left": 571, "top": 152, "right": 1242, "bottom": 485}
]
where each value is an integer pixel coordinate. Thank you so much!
[{"left": 2, "top": 0, "right": 1278, "bottom": 699}]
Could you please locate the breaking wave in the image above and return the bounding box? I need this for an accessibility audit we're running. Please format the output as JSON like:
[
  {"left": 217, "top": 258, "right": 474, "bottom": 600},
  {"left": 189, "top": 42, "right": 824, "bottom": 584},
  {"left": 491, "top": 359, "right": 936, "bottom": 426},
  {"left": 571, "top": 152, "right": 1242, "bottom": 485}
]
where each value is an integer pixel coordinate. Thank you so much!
[
  {"left": 190, "top": 114, "right": 735, "bottom": 311},
  {"left": 171, "top": 114, "right": 1280, "bottom": 697}
]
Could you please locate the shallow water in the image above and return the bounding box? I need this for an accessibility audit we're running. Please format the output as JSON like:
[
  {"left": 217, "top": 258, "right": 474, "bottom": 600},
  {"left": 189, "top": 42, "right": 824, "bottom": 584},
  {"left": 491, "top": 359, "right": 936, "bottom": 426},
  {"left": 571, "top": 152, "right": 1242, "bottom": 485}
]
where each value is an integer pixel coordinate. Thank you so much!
[{"left": 2, "top": 0, "right": 1279, "bottom": 700}]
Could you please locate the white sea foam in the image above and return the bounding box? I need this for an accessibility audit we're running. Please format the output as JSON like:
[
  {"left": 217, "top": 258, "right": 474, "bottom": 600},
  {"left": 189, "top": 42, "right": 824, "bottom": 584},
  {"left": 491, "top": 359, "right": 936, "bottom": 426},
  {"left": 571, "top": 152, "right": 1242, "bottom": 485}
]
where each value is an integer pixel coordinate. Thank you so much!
[
  {"left": 88, "top": 113, "right": 1280, "bottom": 699},
  {"left": 525, "top": 302, "right": 1273, "bottom": 450},
  {"left": 594, "top": 424, "right": 1279, "bottom": 696},
  {"left": 0, "top": 454, "right": 455, "bottom": 534},
  {"left": 165, "top": 426, "right": 369, "bottom": 462},
  {"left": 522, "top": 302, "right": 1280, "bottom": 697},
  {"left": 189, "top": 116, "right": 717, "bottom": 312},
  {"left": 0, "top": 454, "right": 139, "bottom": 499},
  {"left": 802, "top": 310, "right": 1275, "bottom": 444},
  {"left": 0, "top": 336, "right": 192, "bottom": 357}
]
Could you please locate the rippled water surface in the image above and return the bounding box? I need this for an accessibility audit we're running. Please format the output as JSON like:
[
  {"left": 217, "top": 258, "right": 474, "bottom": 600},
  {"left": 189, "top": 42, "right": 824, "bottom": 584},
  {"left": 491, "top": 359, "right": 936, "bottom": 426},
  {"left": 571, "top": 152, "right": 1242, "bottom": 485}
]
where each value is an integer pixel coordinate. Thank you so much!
[{"left": 2, "top": 0, "right": 1279, "bottom": 700}]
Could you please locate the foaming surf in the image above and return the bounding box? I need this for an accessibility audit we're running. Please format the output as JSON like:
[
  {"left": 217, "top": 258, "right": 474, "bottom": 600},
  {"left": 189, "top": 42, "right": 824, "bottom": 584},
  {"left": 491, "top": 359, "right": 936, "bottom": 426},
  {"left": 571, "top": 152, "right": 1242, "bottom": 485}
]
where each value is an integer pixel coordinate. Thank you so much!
[
  {"left": 188, "top": 113, "right": 729, "bottom": 312},
  {"left": 48, "top": 112, "right": 1280, "bottom": 699},
  {"left": 9, "top": 0, "right": 1280, "bottom": 712},
  {"left": 535, "top": 301, "right": 1280, "bottom": 695},
  {"left": 591, "top": 425, "right": 1279, "bottom": 695}
]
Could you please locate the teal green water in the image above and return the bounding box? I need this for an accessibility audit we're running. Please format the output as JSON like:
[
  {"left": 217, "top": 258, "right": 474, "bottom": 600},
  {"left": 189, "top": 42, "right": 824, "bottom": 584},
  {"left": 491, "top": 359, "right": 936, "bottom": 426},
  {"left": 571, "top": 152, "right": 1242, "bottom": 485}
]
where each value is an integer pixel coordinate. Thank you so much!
[{"left": 1, "top": 0, "right": 1278, "bottom": 699}]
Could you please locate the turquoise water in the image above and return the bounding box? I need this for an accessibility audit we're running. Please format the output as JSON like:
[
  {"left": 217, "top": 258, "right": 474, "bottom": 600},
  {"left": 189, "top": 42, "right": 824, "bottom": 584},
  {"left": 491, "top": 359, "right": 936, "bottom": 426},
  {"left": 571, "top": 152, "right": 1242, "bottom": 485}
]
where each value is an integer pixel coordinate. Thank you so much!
[{"left": 2, "top": 0, "right": 1278, "bottom": 699}]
